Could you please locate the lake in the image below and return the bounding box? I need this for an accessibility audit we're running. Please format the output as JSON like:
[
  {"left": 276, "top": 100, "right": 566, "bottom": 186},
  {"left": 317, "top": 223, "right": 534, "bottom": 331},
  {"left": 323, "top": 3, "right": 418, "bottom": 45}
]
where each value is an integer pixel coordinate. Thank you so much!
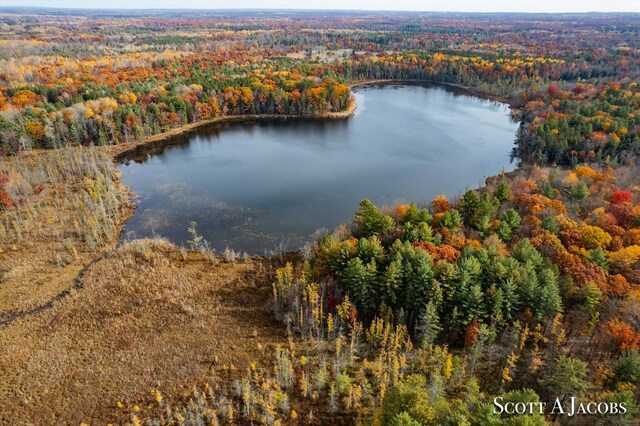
[{"left": 119, "top": 83, "right": 519, "bottom": 254}]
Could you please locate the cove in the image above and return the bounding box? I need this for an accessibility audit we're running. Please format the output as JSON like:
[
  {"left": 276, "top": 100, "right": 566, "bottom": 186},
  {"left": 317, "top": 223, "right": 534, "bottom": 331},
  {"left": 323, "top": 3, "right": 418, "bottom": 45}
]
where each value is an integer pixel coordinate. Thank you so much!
[{"left": 118, "top": 83, "right": 519, "bottom": 254}]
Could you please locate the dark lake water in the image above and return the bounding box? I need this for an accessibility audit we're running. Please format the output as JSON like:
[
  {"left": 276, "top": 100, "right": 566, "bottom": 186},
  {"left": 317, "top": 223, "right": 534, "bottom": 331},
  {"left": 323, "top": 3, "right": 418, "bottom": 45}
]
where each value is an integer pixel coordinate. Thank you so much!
[{"left": 119, "top": 84, "right": 519, "bottom": 254}]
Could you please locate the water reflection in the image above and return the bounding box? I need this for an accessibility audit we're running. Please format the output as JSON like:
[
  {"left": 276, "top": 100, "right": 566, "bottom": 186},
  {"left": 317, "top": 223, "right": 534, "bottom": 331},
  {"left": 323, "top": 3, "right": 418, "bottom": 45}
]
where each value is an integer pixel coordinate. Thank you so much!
[{"left": 119, "top": 83, "right": 519, "bottom": 254}]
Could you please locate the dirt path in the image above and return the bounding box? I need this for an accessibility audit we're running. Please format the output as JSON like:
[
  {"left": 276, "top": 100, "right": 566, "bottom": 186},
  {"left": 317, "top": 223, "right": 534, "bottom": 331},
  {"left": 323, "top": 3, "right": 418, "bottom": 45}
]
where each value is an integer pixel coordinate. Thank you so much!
[
  {"left": 0, "top": 252, "right": 107, "bottom": 328},
  {"left": 0, "top": 240, "right": 291, "bottom": 425}
]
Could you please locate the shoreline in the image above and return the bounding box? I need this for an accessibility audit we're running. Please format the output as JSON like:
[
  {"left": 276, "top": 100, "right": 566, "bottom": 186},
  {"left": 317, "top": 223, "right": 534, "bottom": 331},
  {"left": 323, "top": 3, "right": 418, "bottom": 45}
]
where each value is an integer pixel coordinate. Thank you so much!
[
  {"left": 0, "top": 78, "right": 523, "bottom": 323},
  {"left": 109, "top": 98, "right": 358, "bottom": 159},
  {"left": 111, "top": 79, "right": 522, "bottom": 254},
  {"left": 349, "top": 79, "right": 515, "bottom": 106},
  {"left": 111, "top": 78, "right": 518, "bottom": 159},
  {"left": 8, "top": 79, "right": 517, "bottom": 162}
]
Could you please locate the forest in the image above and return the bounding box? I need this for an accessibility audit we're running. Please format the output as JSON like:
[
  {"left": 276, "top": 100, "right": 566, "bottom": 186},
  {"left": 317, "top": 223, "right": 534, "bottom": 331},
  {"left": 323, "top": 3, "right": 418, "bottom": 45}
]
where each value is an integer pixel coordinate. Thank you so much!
[
  {"left": 1, "top": 11, "right": 639, "bottom": 162},
  {"left": 1, "top": 8, "right": 640, "bottom": 426}
]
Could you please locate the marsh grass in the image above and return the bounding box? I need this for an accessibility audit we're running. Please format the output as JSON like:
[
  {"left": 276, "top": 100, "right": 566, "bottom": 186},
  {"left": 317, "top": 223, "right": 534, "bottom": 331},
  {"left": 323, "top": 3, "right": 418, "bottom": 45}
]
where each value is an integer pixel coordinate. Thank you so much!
[
  {"left": 0, "top": 146, "right": 133, "bottom": 316},
  {"left": 0, "top": 146, "right": 130, "bottom": 252}
]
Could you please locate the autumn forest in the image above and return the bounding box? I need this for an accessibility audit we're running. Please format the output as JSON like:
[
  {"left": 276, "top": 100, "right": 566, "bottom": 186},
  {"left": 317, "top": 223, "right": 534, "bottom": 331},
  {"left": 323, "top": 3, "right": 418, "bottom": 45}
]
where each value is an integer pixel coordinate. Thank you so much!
[{"left": 1, "top": 8, "right": 640, "bottom": 426}]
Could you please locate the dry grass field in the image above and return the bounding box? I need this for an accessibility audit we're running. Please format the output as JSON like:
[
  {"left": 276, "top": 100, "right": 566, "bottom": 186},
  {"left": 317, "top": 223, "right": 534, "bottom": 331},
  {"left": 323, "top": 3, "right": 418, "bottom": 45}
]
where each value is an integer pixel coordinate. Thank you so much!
[
  {"left": 1, "top": 242, "right": 291, "bottom": 424},
  {"left": 0, "top": 148, "right": 293, "bottom": 425}
]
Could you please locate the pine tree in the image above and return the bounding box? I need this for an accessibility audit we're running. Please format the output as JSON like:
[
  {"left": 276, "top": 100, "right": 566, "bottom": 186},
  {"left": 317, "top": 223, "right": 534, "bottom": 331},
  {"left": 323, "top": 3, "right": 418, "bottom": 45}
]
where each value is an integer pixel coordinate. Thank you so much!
[
  {"left": 520, "top": 270, "right": 541, "bottom": 314},
  {"left": 458, "top": 256, "right": 482, "bottom": 284},
  {"left": 536, "top": 269, "right": 562, "bottom": 319},
  {"left": 501, "top": 209, "right": 521, "bottom": 233},
  {"left": 390, "top": 412, "right": 421, "bottom": 426},
  {"left": 476, "top": 214, "right": 493, "bottom": 238},
  {"left": 495, "top": 181, "right": 512, "bottom": 202},
  {"left": 540, "top": 356, "right": 589, "bottom": 397},
  {"left": 496, "top": 221, "right": 513, "bottom": 242},
  {"left": 543, "top": 184, "right": 556, "bottom": 199},
  {"left": 490, "top": 286, "right": 504, "bottom": 324},
  {"left": 331, "top": 242, "right": 355, "bottom": 276},
  {"left": 435, "top": 261, "right": 459, "bottom": 312},
  {"left": 461, "top": 190, "right": 480, "bottom": 225},
  {"left": 381, "top": 259, "right": 404, "bottom": 306},
  {"left": 476, "top": 193, "right": 500, "bottom": 222},
  {"left": 457, "top": 258, "right": 487, "bottom": 326},
  {"left": 343, "top": 257, "right": 377, "bottom": 312},
  {"left": 614, "top": 350, "right": 640, "bottom": 383},
  {"left": 588, "top": 248, "right": 610, "bottom": 271},
  {"left": 500, "top": 278, "right": 519, "bottom": 322},
  {"left": 461, "top": 283, "right": 487, "bottom": 325},
  {"left": 572, "top": 281, "right": 602, "bottom": 313},
  {"left": 417, "top": 301, "right": 441, "bottom": 349},
  {"left": 406, "top": 250, "right": 436, "bottom": 312},
  {"left": 403, "top": 221, "right": 435, "bottom": 243},
  {"left": 356, "top": 235, "right": 385, "bottom": 265},
  {"left": 438, "top": 209, "right": 462, "bottom": 233},
  {"left": 512, "top": 239, "right": 543, "bottom": 269},
  {"left": 541, "top": 216, "right": 559, "bottom": 234},
  {"left": 571, "top": 181, "right": 590, "bottom": 200},
  {"left": 354, "top": 199, "right": 395, "bottom": 237},
  {"left": 400, "top": 202, "right": 432, "bottom": 225}
]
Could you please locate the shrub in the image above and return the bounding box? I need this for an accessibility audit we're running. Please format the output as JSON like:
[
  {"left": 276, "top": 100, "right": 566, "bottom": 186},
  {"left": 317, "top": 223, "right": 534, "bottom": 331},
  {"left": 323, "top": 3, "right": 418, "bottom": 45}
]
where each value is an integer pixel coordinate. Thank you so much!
[{"left": 611, "top": 190, "right": 633, "bottom": 204}]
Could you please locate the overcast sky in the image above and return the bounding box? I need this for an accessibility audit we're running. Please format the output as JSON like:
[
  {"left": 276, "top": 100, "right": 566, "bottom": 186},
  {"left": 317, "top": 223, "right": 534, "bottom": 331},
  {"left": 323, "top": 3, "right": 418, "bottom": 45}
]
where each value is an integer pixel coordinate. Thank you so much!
[{"left": 5, "top": 0, "right": 640, "bottom": 13}]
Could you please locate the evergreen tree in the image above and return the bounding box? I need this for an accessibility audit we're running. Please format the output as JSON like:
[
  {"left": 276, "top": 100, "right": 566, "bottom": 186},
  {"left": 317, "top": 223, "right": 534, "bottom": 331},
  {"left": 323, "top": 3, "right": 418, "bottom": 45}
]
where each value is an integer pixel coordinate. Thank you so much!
[
  {"left": 540, "top": 356, "right": 589, "bottom": 397},
  {"left": 520, "top": 269, "right": 541, "bottom": 314},
  {"left": 476, "top": 214, "right": 493, "bottom": 238},
  {"left": 439, "top": 209, "right": 463, "bottom": 233},
  {"left": 400, "top": 202, "right": 432, "bottom": 225},
  {"left": 588, "top": 248, "right": 610, "bottom": 271},
  {"left": 342, "top": 257, "right": 377, "bottom": 312},
  {"left": 417, "top": 301, "right": 441, "bottom": 348},
  {"left": 390, "top": 412, "right": 421, "bottom": 426},
  {"left": 461, "top": 190, "right": 480, "bottom": 225},
  {"left": 489, "top": 285, "right": 504, "bottom": 324},
  {"left": 381, "top": 258, "right": 404, "bottom": 306},
  {"left": 542, "top": 184, "right": 556, "bottom": 199},
  {"left": 330, "top": 242, "right": 354, "bottom": 276},
  {"left": 354, "top": 199, "right": 395, "bottom": 237},
  {"left": 406, "top": 250, "right": 436, "bottom": 312},
  {"left": 541, "top": 216, "right": 560, "bottom": 234},
  {"left": 461, "top": 284, "right": 487, "bottom": 325},
  {"left": 495, "top": 181, "right": 512, "bottom": 202},
  {"left": 496, "top": 221, "right": 513, "bottom": 242},
  {"left": 571, "top": 181, "right": 590, "bottom": 200},
  {"left": 511, "top": 239, "right": 543, "bottom": 269},
  {"left": 476, "top": 193, "right": 500, "bottom": 222},
  {"left": 572, "top": 281, "right": 602, "bottom": 312},
  {"left": 501, "top": 209, "right": 521, "bottom": 233},
  {"left": 500, "top": 278, "right": 519, "bottom": 322},
  {"left": 614, "top": 350, "right": 640, "bottom": 384},
  {"left": 537, "top": 269, "right": 563, "bottom": 319},
  {"left": 355, "top": 236, "right": 385, "bottom": 265},
  {"left": 382, "top": 375, "right": 435, "bottom": 425},
  {"left": 436, "top": 261, "right": 460, "bottom": 313},
  {"left": 403, "top": 221, "right": 435, "bottom": 243}
]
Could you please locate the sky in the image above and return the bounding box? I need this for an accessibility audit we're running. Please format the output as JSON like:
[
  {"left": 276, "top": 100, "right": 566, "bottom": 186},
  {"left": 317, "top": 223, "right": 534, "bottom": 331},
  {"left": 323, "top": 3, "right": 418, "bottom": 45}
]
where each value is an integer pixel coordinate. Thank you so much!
[{"left": 5, "top": 0, "right": 640, "bottom": 13}]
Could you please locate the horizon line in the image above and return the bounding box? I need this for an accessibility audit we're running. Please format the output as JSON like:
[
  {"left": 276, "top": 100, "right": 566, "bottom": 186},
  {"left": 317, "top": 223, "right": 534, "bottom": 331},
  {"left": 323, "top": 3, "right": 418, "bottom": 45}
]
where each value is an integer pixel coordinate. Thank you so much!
[{"left": 1, "top": 6, "right": 639, "bottom": 14}]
